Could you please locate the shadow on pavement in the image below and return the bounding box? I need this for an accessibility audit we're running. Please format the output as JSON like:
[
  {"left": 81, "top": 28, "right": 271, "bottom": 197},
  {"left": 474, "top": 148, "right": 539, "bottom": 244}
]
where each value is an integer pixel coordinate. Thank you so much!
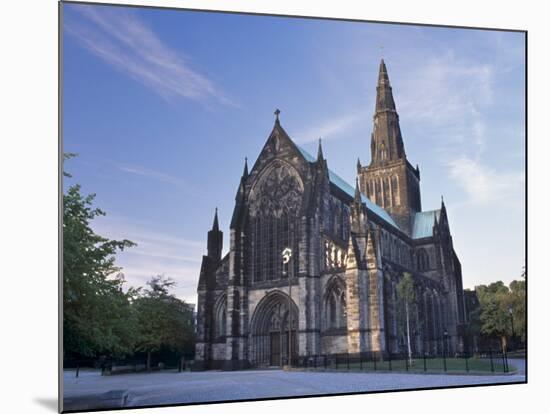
[
  {"left": 63, "top": 390, "right": 128, "bottom": 412},
  {"left": 34, "top": 397, "right": 58, "bottom": 412}
]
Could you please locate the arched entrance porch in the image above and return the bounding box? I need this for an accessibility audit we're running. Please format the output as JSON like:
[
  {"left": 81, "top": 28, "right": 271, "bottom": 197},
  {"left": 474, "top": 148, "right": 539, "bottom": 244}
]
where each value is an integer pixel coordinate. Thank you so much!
[{"left": 249, "top": 291, "right": 298, "bottom": 367}]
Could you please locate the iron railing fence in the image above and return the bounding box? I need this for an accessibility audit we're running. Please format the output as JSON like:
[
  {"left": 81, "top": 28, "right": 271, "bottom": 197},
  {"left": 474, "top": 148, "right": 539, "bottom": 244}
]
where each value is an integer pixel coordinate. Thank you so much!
[
  {"left": 281, "top": 348, "right": 510, "bottom": 374},
  {"left": 64, "top": 353, "right": 195, "bottom": 377}
]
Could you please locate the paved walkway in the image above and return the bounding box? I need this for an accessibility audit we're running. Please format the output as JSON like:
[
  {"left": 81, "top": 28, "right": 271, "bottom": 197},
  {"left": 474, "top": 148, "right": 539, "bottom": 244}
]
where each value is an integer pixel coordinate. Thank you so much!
[{"left": 63, "top": 359, "right": 526, "bottom": 411}]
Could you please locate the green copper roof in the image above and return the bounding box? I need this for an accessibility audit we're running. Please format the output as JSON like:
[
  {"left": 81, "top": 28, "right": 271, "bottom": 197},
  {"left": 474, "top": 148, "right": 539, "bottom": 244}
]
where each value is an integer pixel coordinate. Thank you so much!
[
  {"left": 412, "top": 210, "right": 441, "bottom": 239},
  {"left": 297, "top": 146, "right": 399, "bottom": 230}
]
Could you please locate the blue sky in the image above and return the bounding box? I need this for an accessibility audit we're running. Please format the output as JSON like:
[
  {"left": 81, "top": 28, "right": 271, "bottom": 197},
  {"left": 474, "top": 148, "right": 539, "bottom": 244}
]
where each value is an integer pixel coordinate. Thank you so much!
[{"left": 62, "top": 3, "right": 525, "bottom": 303}]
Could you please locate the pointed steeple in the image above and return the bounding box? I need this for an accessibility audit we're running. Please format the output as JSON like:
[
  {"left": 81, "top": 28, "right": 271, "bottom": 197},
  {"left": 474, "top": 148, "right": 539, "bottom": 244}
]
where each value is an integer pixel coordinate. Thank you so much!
[
  {"left": 359, "top": 59, "right": 421, "bottom": 235},
  {"left": 370, "top": 59, "right": 406, "bottom": 165},
  {"left": 317, "top": 138, "right": 324, "bottom": 161},
  {"left": 212, "top": 207, "right": 219, "bottom": 231},
  {"left": 378, "top": 59, "right": 390, "bottom": 85},
  {"left": 357, "top": 157, "right": 362, "bottom": 172},
  {"left": 375, "top": 59, "right": 396, "bottom": 113}
]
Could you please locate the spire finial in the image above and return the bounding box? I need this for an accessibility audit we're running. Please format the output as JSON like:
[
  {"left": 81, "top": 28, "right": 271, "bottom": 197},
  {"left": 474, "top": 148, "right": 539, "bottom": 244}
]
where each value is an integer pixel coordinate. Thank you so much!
[
  {"left": 317, "top": 137, "right": 324, "bottom": 161},
  {"left": 274, "top": 108, "right": 281, "bottom": 123},
  {"left": 212, "top": 207, "right": 219, "bottom": 231},
  {"left": 357, "top": 157, "right": 362, "bottom": 171},
  {"left": 243, "top": 157, "right": 249, "bottom": 177}
]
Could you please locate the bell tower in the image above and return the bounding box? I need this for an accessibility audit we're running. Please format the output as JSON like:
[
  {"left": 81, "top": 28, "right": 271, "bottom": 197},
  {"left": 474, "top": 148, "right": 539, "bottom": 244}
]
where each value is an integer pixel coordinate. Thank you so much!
[{"left": 358, "top": 59, "right": 421, "bottom": 234}]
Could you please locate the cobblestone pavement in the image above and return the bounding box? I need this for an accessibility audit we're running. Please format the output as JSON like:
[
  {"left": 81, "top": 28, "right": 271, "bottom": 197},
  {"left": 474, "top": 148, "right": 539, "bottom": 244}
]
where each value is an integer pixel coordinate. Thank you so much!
[{"left": 63, "top": 359, "right": 526, "bottom": 411}]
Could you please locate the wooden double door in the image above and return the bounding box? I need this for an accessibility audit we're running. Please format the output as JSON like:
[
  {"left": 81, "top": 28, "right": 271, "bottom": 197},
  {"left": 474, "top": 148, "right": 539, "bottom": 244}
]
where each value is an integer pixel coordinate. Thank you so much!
[{"left": 269, "top": 331, "right": 296, "bottom": 366}]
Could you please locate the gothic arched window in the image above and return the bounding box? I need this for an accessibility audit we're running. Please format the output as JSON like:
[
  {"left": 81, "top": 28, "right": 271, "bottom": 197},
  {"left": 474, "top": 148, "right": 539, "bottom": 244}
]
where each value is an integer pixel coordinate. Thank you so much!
[
  {"left": 214, "top": 295, "right": 227, "bottom": 339},
  {"left": 249, "top": 161, "right": 303, "bottom": 283},
  {"left": 339, "top": 291, "right": 347, "bottom": 327},
  {"left": 325, "top": 278, "right": 347, "bottom": 330},
  {"left": 383, "top": 177, "right": 390, "bottom": 207},
  {"left": 329, "top": 294, "right": 337, "bottom": 328},
  {"left": 391, "top": 175, "right": 399, "bottom": 206}
]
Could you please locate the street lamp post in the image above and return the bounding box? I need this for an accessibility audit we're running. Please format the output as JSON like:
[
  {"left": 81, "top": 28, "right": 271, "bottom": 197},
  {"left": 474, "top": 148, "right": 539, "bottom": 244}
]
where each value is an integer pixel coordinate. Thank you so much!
[{"left": 282, "top": 247, "right": 293, "bottom": 368}]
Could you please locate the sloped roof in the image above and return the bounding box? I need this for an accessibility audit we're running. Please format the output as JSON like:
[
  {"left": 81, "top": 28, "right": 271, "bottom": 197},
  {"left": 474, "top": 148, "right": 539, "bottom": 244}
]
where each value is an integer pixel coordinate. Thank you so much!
[
  {"left": 297, "top": 146, "right": 399, "bottom": 230},
  {"left": 412, "top": 210, "right": 441, "bottom": 239}
]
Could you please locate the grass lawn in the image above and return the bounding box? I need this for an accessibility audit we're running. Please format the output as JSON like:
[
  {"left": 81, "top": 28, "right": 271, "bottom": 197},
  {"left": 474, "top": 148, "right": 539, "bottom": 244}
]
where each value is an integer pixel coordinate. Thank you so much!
[{"left": 304, "top": 357, "right": 513, "bottom": 374}]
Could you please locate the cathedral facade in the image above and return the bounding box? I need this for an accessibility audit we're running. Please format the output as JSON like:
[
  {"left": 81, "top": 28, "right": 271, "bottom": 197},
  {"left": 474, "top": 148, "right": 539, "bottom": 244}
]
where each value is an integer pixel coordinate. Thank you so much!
[{"left": 194, "top": 60, "right": 467, "bottom": 370}]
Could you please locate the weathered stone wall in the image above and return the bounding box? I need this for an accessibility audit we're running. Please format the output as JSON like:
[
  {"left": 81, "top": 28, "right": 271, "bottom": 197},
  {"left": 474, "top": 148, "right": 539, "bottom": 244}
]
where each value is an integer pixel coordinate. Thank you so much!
[
  {"left": 211, "top": 343, "right": 227, "bottom": 361},
  {"left": 359, "top": 160, "right": 420, "bottom": 235},
  {"left": 321, "top": 334, "right": 348, "bottom": 354}
]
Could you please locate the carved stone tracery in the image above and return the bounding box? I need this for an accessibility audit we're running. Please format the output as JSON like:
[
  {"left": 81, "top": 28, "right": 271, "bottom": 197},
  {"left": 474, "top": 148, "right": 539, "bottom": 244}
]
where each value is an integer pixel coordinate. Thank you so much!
[{"left": 249, "top": 161, "right": 303, "bottom": 218}]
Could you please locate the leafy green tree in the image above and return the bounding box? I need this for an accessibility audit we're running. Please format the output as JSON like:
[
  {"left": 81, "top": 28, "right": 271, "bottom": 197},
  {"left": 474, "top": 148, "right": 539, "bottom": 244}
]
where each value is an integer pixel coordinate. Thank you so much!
[
  {"left": 133, "top": 275, "right": 195, "bottom": 370},
  {"left": 463, "top": 289, "right": 482, "bottom": 352},
  {"left": 396, "top": 272, "right": 416, "bottom": 364},
  {"left": 63, "top": 167, "right": 137, "bottom": 360},
  {"left": 476, "top": 281, "right": 511, "bottom": 352},
  {"left": 508, "top": 279, "right": 526, "bottom": 342}
]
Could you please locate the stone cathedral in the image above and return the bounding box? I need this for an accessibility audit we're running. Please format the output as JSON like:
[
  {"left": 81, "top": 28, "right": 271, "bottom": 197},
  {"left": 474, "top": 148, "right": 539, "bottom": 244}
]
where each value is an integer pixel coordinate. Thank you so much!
[{"left": 195, "top": 60, "right": 467, "bottom": 370}]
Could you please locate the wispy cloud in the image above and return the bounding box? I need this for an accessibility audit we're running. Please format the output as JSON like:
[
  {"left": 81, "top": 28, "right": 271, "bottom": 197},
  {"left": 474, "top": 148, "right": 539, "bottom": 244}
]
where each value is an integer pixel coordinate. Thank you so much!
[
  {"left": 93, "top": 217, "right": 206, "bottom": 303},
  {"left": 389, "top": 52, "right": 524, "bottom": 208},
  {"left": 446, "top": 156, "right": 524, "bottom": 206},
  {"left": 118, "top": 164, "right": 184, "bottom": 187},
  {"left": 65, "top": 5, "right": 238, "bottom": 107},
  {"left": 396, "top": 51, "right": 494, "bottom": 156},
  {"left": 398, "top": 53, "right": 494, "bottom": 118},
  {"left": 293, "top": 109, "right": 369, "bottom": 144},
  {"left": 117, "top": 163, "right": 204, "bottom": 197}
]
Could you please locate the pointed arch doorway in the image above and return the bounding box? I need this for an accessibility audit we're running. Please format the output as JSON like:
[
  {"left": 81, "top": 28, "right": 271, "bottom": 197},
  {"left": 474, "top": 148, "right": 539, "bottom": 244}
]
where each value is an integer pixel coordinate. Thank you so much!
[{"left": 250, "top": 291, "right": 298, "bottom": 367}]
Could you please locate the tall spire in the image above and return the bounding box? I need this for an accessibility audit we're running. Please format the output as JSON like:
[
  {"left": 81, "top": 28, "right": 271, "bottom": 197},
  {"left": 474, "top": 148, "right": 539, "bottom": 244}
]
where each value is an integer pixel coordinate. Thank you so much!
[
  {"left": 370, "top": 59, "right": 406, "bottom": 165},
  {"left": 375, "top": 59, "right": 396, "bottom": 113}
]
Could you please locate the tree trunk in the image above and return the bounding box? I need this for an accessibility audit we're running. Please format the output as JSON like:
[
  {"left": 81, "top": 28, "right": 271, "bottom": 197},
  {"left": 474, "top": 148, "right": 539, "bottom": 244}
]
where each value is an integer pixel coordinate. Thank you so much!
[
  {"left": 406, "top": 302, "right": 412, "bottom": 365},
  {"left": 147, "top": 351, "right": 152, "bottom": 372},
  {"left": 501, "top": 336, "right": 508, "bottom": 353}
]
